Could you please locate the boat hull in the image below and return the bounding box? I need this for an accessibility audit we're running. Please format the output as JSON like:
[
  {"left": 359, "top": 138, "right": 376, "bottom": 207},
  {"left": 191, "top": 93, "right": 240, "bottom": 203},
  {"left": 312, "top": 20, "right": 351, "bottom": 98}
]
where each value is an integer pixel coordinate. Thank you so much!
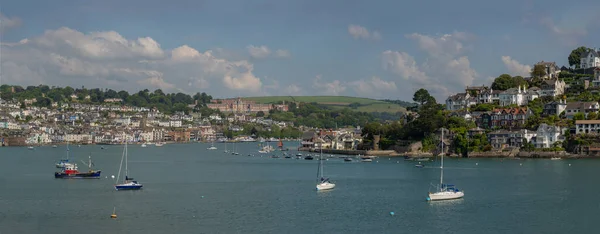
[
  {"left": 427, "top": 191, "right": 464, "bottom": 201},
  {"left": 115, "top": 184, "right": 143, "bottom": 190},
  {"left": 316, "top": 182, "right": 336, "bottom": 191},
  {"left": 54, "top": 170, "right": 101, "bottom": 179}
]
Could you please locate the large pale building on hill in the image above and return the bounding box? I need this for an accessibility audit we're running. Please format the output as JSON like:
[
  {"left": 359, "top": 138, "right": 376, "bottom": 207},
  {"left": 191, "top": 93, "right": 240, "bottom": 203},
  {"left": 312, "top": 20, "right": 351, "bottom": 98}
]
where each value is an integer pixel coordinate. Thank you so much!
[{"left": 207, "top": 97, "right": 289, "bottom": 113}]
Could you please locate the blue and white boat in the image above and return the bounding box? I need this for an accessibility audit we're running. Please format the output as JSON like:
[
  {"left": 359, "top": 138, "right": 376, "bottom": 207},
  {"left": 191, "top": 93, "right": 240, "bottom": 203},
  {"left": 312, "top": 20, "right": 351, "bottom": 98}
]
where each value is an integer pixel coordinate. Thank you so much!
[
  {"left": 114, "top": 141, "right": 143, "bottom": 191},
  {"left": 427, "top": 129, "right": 464, "bottom": 201},
  {"left": 55, "top": 143, "right": 75, "bottom": 168}
]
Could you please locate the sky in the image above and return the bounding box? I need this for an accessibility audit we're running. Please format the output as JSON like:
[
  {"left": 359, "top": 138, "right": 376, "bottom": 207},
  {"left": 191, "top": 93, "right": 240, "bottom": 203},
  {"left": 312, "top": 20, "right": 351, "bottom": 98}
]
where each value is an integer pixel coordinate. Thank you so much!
[{"left": 1, "top": 0, "right": 600, "bottom": 102}]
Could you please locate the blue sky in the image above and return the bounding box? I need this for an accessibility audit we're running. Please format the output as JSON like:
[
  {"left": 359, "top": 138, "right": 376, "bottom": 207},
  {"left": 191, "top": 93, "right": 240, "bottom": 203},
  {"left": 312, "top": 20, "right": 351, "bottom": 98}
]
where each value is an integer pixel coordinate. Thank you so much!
[{"left": 1, "top": 0, "right": 599, "bottom": 101}]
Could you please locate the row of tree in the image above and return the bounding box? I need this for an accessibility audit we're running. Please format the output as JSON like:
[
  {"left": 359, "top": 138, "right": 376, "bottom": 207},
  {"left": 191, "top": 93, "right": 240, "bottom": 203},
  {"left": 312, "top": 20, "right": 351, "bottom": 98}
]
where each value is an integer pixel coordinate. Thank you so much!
[{"left": 0, "top": 85, "right": 213, "bottom": 114}]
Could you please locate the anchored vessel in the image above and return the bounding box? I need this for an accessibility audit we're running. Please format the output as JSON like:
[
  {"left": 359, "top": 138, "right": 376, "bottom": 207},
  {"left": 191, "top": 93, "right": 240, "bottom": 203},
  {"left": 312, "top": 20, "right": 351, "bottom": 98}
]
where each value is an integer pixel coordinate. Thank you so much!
[
  {"left": 55, "top": 154, "right": 101, "bottom": 179},
  {"left": 427, "top": 129, "right": 464, "bottom": 201}
]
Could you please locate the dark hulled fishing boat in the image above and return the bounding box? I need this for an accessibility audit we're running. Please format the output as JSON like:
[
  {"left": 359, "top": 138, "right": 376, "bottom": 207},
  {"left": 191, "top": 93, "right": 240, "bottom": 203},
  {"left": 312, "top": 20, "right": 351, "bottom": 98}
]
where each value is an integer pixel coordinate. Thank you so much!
[
  {"left": 54, "top": 164, "right": 101, "bottom": 179},
  {"left": 54, "top": 155, "right": 101, "bottom": 179}
]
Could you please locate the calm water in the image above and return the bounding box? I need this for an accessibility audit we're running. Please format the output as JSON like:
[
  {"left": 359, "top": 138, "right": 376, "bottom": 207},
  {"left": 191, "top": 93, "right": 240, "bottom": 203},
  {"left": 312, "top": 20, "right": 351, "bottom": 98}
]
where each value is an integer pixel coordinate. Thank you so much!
[{"left": 0, "top": 142, "right": 598, "bottom": 234}]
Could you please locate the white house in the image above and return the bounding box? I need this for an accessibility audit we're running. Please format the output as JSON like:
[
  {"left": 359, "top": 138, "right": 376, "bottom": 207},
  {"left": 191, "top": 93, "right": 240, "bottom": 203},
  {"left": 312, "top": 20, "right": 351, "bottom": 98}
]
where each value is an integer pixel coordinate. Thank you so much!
[
  {"left": 534, "top": 124, "right": 563, "bottom": 148},
  {"left": 565, "top": 101, "right": 600, "bottom": 119},
  {"left": 499, "top": 86, "right": 530, "bottom": 106},
  {"left": 581, "top": 49, "right": 600, "bottom": 69},
  {"left": 445, "top": 93, "right": 476, "bottom": 111},
  {"left": 139, "top": 131, "right": 154, "bottom": 142},
  {"left": 170, "top": 120, "right": 182, "bottom": 128},
  {"left": 539, "top": 79, "right": 566, "bottom": 97},
  {"left": 209, "top": 114, "right": 222, "bottom": 121},
  {"left": 575, "top": 120, "right": 600, "bottom": 134},
  {"left": 65, "top": 134, "right": 93, "bottom": 144},
  {"left": 476, "top": 88, "right": 501, "bottom": 104}
]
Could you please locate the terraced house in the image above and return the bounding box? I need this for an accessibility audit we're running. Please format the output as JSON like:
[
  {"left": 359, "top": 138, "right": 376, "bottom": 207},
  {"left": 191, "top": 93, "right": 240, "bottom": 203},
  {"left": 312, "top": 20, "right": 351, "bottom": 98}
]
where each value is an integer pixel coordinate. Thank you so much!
[{"left": 476, "top": 107, "right": 533, "bottom": 129}]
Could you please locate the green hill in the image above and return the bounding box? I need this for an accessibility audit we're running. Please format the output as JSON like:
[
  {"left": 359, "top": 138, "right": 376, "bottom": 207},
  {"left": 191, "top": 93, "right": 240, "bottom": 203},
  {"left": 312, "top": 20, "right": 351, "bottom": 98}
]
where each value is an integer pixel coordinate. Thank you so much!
[{"left": 243, "top": 96, "right": 407, "bottom": 113}]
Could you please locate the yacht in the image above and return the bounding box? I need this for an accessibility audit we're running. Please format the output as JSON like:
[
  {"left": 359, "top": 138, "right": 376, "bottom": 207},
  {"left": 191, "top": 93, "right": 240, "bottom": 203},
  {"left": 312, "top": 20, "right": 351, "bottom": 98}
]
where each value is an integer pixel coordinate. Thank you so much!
[{"left": 427, "top": 129, "right": 464, "bottom": 201}]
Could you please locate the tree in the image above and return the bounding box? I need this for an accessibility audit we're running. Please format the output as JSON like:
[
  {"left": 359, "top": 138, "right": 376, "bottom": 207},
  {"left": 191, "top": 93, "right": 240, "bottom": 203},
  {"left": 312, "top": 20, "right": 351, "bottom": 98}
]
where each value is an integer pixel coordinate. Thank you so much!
[
  {"left": 413, "top": 88, "right": 434, "bottom": 106},
  {"left": 568, "top": 46, "right": 591, "bottom": 68},
  {"left": 573, "top": 112, "right": 585, "bottom": 121},
  {"left": 531, "top": 64, "right": 547, "bottom": 79},
  {"left": 256, "top": 111, "right": 265, "bottom": 117},
  {"left": 588, "top": 112, "right": 599, "bottom": 120},
  {"left": 491, "top": 74, "right": 515, "bottom": 90}
]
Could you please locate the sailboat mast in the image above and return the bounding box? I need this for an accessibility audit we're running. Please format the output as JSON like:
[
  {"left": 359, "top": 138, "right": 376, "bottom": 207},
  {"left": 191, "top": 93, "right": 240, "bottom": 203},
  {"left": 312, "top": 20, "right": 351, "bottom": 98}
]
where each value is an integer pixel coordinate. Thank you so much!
[
  {"left": 319, "top": 142, "right": 324, "bottom": 178},
  {"left": 125, "top": 140, "right": 128, "bottom": 178},
  {"left": 440, "top": 129, "right": 444, "bottom": 186},
  {"left": 66, "top": 142, "right": 70, "bottom": 160}
]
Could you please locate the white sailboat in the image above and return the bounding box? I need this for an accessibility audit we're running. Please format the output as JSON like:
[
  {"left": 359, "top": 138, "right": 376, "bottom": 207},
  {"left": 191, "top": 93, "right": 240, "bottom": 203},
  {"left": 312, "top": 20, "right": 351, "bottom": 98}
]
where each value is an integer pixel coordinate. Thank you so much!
[
  {"left": 114, "top": 141, "right": 143, "bottom": 190},
  {"left": 231, "top": 141, "right": 239, "bottom": 155},
  {"left": 207, "top": 141, "right": 217, "bottom": 150},
  {"left": 427, "top": 129, "right": 464, "bottom": 201},
  {"left": 56, "top": 142, "right": 75, "bottom": 168},
  {"left": 224, "top": 142, "right": 229, "bottom": 153},
  {"left": 316, "top": 140, "right": 335, "bottom": 191}
]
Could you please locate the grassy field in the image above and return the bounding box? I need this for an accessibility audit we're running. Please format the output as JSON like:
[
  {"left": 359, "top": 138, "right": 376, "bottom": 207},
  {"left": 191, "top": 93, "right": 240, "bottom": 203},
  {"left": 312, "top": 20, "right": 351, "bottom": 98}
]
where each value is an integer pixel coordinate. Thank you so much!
[{"left": 243, "top": 96, "right": 407, "bottom": 113}]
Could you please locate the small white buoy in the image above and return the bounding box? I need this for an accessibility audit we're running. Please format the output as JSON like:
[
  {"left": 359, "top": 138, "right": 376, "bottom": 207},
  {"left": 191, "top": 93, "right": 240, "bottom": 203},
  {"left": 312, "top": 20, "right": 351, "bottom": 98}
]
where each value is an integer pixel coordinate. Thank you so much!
[
  {"left": 388, "top": 158, "right": 390, "bottom": 160},
  {"left": 475, "top": 163, "right": 478, "bottom": 166},
  {"left": 111, "top": 175, "right": 115, "bottom": 179},
  {"left": 105, "top": 176, "right": 108, "bottom": 178},
  {"left": 569, "top": 164, "right": 571, "bottom": 166},
  {"left": 390, "top": 212, "right": 395, "bottom": 216},
  {"left": 201, "top": 196, "right": 204, "bottom": 198},
  {"left": 519, "top": 163, "right": 522, "bottom": 166}
]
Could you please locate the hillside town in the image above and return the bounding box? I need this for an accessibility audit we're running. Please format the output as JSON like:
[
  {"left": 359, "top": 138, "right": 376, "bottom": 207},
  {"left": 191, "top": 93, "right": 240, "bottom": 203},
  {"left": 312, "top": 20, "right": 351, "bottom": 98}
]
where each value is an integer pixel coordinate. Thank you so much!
[
  {"left": 436, "top": 48, "right": 600, "bottom": 156},
  {"left": 0, "top": 92, "right": 368, "bottom": 150},
  {"left": 3, "top": 47, "right": 600, "bottom": 158}
]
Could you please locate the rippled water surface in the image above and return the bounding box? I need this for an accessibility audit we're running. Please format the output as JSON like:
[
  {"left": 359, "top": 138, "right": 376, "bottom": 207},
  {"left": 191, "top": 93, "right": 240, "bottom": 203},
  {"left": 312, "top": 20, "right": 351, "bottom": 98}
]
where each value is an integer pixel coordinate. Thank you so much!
[{"left": 0, "top": 143, "right": 598, "bottom": 234}]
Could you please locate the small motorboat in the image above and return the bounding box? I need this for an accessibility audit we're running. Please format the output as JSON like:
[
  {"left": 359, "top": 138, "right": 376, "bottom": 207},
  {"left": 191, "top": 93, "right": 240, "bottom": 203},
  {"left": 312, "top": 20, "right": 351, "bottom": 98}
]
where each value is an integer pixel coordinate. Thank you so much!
[
  {"left": 271, "top": 155, "right": 280, "bottom": 158},
  {"left": 344, "top": 157, "right": 352, "bottom": 162},
  {"left": 141, "top": 143, "right": 147, "bottom": 148},
  {"left": 52, "top": 145, "right": 58, "bottom": 148},
  {"left": 360, "top": 156, "right": 373, "bottom": 162},
  {"left": 304, "top": 155, "right": 314, "bottom": 160},
  {"left": 550, "top": 157, "right": 562, "bottom": 160},
  {"left": 27, "top": 146, "right": 34, "bottom": 150},
  {"left": 415, "top": 164, "right": 424, "bottom": 168}
]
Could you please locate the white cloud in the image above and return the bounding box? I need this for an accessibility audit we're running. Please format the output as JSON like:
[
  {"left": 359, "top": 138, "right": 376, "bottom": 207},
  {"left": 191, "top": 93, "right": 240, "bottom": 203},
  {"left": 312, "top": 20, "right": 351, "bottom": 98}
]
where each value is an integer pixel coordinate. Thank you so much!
[
  {"left": 312, "top": 75, "right": 346, "bottom": 95},
  {"left": 284, "top": 84, "right": 302, "bottom": 95},
  {"left": 33, "top": 27, "right": 165, "bottom": 59},
  {"left": 275, "top": 49, "right": 291, "bottom": 58},
  {"left": 138, "top": 77, "right": 175, "bottom": 90},
  {"left": 247, "top": 45, "right": 271, "bottom": 58},
  {"left": 1, "top": 27, "right": 265, "bottom": 96},
  {"left": 501, "top": 56, "right": 531, "bottom": 77},
  {"left": 0, "top": 12, "right": 22, "bottom": 32},
  {"left": 348, "top": 24, "right": 382, "bottom": 40},
  {"left": 247, "top": 45, "right": 291, "bottom": 59},
  {"left": 350, "top": 76, "right": 397, "bottom": 98},
  {"left": 382, "top": 31, "right": 479, "bottom": 100}
]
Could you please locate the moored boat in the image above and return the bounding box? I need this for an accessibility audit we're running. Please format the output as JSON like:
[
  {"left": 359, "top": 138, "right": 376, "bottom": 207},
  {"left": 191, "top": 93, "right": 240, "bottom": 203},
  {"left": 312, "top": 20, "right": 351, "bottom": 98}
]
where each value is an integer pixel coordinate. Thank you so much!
[
  {"left": 55, "top": 155, "right": 101, "bottom": 179},
  {"left": 115, "top": 141, "right": 143, "bottom": 190}
]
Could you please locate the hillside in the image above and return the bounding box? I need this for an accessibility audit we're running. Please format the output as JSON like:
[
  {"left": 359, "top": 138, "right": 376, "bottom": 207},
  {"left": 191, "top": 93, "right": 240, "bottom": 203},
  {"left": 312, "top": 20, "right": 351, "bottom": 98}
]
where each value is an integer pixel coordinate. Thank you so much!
[{"left": 243, "top": 96, "right": 408, "bottom": 113}]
